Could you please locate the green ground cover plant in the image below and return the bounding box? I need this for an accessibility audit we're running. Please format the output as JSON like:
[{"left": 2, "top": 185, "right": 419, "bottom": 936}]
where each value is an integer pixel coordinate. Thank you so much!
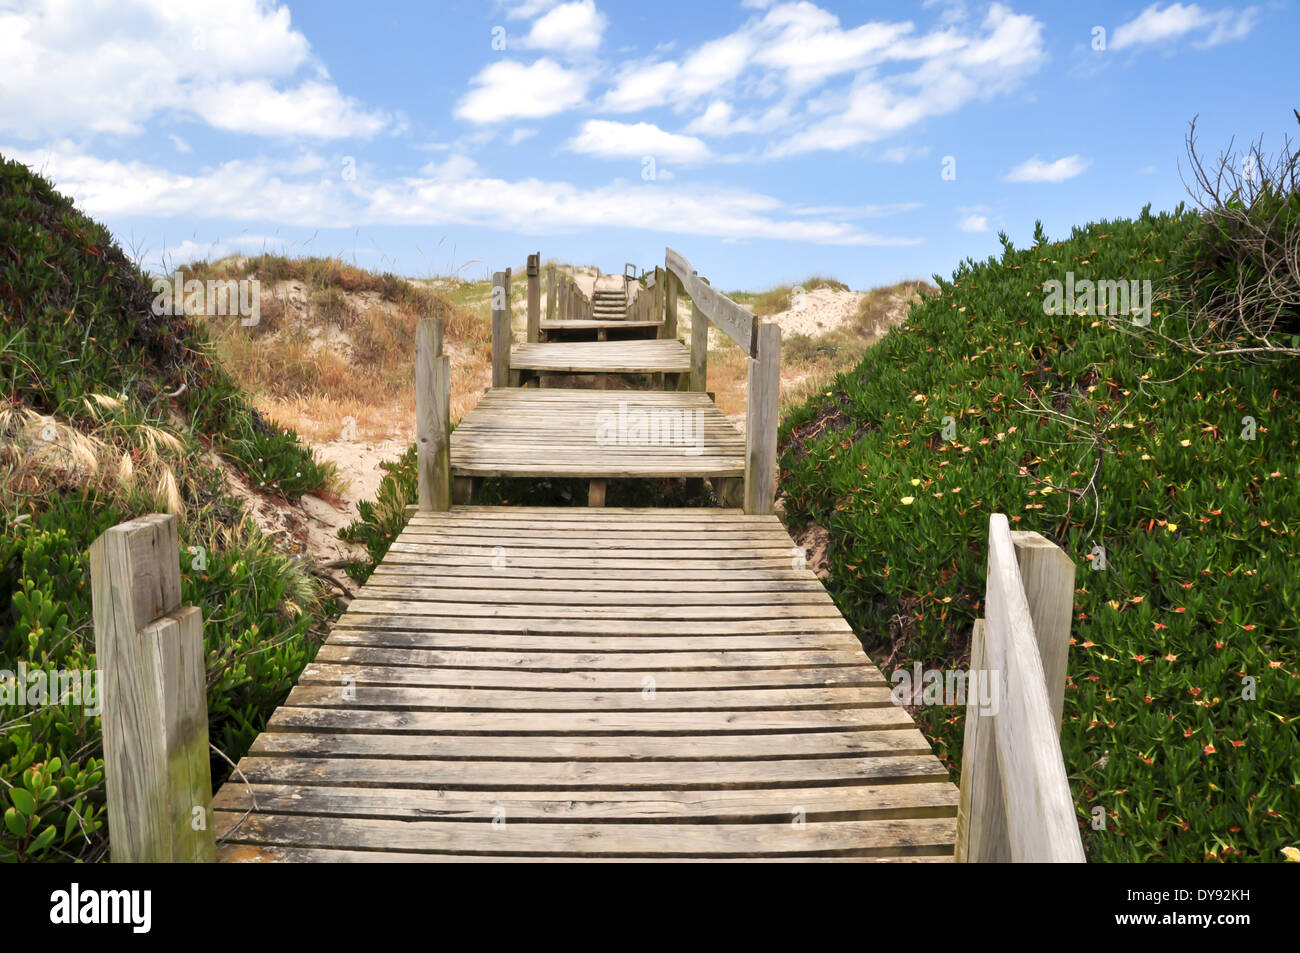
[
  {"left": 777, "top": 207, "right": 1298, "bottom": 862},
  {"left": 0, "top": 156, "right": 336, "bottom": 861}
]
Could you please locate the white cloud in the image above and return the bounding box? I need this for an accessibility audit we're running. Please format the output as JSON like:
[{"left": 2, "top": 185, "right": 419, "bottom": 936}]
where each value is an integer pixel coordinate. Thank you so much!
[
  {"left": 684, "top": 100, "right": 789, "bottom": 136},
  {"left": 168, "top": 135, "right": 192, "bottom": 154},
  {"left": 0, "top": 0, "right": 387, "bottom": 140},
  {"left": 418, "top": 154, "right": 482, "bottom": 181},
  {"left": 7, "top": 143, "right": 921, "bottom": 248},
  {"left": 509, "top": 128, "right": 539, "bottom": 144},
  {"left": 602, "top": 32, "right": 756, "bottom": 112},
  {"left": 770, "top": 3, "right": 1047, "bottom": 155},
  {"left": 455, "top": 58, "right": 590, "bottom": 123},
  {"left": 1111, "top": 3, "right": 1258, "bottom": 50},
  {"left": 519, "top": 0, "right": 607, "bottom": 54},
  {"left": 1003, "top": 154, "right": 1091, "bottom": 183},
  {"left": 566, "top": 120, "right": 710, "bottom": 162},
  {"left": 879, "top": 144, "right": 931, "bottom": 163},
  {"left": 193, "top": 80, "right": 388, "bottom": 139},
  {"left": 504, "top": 0, "right": 560, "bottom": 18},
  {"left": 956, "top": 214, "right": 989, "bottom": 232}
]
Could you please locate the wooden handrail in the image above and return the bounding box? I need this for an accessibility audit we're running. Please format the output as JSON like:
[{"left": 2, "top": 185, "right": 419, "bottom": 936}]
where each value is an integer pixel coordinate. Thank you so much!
[
  {"left": 665, "top": 247, "right": 757, "bottom": 355},
  {"left": 664, "top": 247, "right": 780, "bottom": 515},
  {"left": 90, "top": 513, "right": 215, "bottom": 862},
  {"left": 955, "top": 514, "right": 1084, "bottom": 862}
]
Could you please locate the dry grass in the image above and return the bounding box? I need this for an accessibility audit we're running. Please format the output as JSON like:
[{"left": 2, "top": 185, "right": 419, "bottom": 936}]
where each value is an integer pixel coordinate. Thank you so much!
[
  {"left": 0, "top": 399, "right": 189, "bottom": 515},
  {"left": 738, "top": 276, "right": 853, "bottom": 317},
  {"left": 193, "top": 254, "right": 932, "bottom": 449},
  {"left": 194, "top": 257, "right": 490, "bottom": 442}
]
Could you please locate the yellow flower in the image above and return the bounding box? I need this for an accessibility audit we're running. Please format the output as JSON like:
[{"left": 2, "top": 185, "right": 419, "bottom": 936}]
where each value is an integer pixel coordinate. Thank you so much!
[
  {"left": 1167, "top": 523, "right": 1178, "bottom": 533},
  {"left": 910, "top": 478, "right": 921, "bottom": 486},
  {"left": 1180, "top": 439, "right": 1191, "bottom": 447},
  {"left": 901, "top": 496, "right": 915, "bottom": 505},
  {"left": 1282, "top": 846, "right": 1300, "bottom": 862}
]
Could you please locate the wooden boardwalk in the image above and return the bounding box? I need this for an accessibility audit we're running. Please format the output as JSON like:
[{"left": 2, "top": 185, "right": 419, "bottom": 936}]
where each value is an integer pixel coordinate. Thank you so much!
[
  {"left": 450, "top": 388, "right": 744, "bottom": 480},
  {"left": 206, "top": 249, "right": 958, "bottom": 862},
  {"left": 213, "top": 507, "right": 958, "bottom": 861}
]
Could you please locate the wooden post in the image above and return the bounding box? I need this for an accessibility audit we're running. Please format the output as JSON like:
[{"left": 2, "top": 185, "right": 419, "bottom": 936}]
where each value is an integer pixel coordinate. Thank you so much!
[
  {"left": 654, "top": 266, "right": 664, "bottom": 325},
  {"left": 1011, "top": 531, "right": 1076, "bottom": 730},
  {"left": 526, "top": 252, "right": 540, "bottom": 343},
  {"left": 665, "top": 272, "right": 678, "bottom": 340},
  {"left": 588, "top": 479, "right": 606, "bottom": 507},
  {"left": 492, "top": 270, "right": 511, "bottom": 388},
  {"left": 546, "top": 266, "right": 556, "bottom": 321},
  {"left": 690, "top": 284, "right": 708, "bottom": 392},
  {"left": 956, "top": 515, "right": 1083, "bottom": 863},
  {"left": 416, "top": 318, "right": 450, "bottom": 511},
  {"left": 743, "top": 322, "right": 781, "bottom": 515},
  {"left": 90, "top": 514, "right": 215, "bottom": 863},
  {"left": 955, "top": 617, "right": 1005, "bottom": 862}
]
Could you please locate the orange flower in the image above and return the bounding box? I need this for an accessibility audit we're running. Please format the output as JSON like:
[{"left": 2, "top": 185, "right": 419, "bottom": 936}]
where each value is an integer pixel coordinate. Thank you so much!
[
  {"left": 1165, "top": 653, "right": 1178, "bottom": 662},
  {"left": 1231, "top": 740, "right": 1245, "bottom": 748},
  {"left": 1204, "top": 744, "right": 1216, "bottom": 755}
]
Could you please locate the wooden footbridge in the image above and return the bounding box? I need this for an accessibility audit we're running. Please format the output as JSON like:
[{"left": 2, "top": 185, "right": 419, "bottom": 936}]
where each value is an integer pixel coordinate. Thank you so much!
[{"left": 88, "top": 249, "right": 1086, "bottom": 864}]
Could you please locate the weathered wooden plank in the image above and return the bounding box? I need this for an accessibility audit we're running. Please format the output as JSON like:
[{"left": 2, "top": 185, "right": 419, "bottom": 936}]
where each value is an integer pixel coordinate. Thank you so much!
[
  {"left": 980, "top": 514, "right": 1084, "bottom": 863},
  {"left": 666, "top": 247, "right": 756, "bottom": 354},
  {"left": 415, "top": 319, "right": 450, "bottom": 511},
  {"left": 282, "top": 683, "right": 895, "bottom": 711},
  {"left": 491, "top": 271, "right": 511, "bottom": 388},
  {"left": 526, "top": 252, "right": 540, "bottom": 343},
  {"left": 215, "top": 780, "right": 957, "bottom": 822},
  {"left": 298, "top": 662, "right": 885, "bottom": 691},
  {"left": 510, "top": 340, "right": 690, "bottom": 373},
  {"left": 311, "top": 643, "right": 867, "bottom": 671},
  {"left": 265, "top": 705, "right": 916, "bottom": 734},
  {"left": 90, "top": 515, "right": 215, "bottom": 863},
  {"left": 327, "top": 628, "right": 864, "bottom": 653},
  {"left": 214, "top": 811, "right": 956, "bottom": 857},
  {"left": 229, "top": 753, "right": 947, "bottom": 789},
  {"left": 744, "top": 321, "right": 781, "bottom": 515},
  {"left": 247, "top": 727, "right": 930, "bottom": 761}
]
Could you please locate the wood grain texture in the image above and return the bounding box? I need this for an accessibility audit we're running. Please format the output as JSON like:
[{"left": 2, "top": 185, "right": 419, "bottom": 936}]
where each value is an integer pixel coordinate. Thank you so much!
[
  {"left": 666, "top": 247, "right": 756, "bottom": 355},
  {"left": 91, "top": 515, "right": 215, "bottom": 863},
  {"left": 415, "top": 318, "right": 450, "bottom": 511},
  {"left": 450, "top": 388, "right": 745, "bottom": 479},
  {"left": 491, "top": 271, "right": 511, "bottom": 388},
  {"left": 744, "top": 321, "right": 781, "bottom": 515},
  {"left": 975, "top": 515, "right": 1084, "bottom": 863},
  {"left": 214, "top": 507, "right": 957, "bottom": 861},
  {"left": 511, "top": 339, "right": 690, "bottom": 374}
]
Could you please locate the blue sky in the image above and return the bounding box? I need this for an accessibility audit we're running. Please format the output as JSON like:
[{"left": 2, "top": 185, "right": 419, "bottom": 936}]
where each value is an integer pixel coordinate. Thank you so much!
[{"left": 2, "top": 0, "right": 1295, "bottom": 291}]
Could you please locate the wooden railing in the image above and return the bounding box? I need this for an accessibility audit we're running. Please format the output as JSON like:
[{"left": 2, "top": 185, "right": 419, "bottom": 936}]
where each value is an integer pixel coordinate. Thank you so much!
[
  {"left": 415, "top": 314, "right": 451, "bottom": 511},
  {"left": 90, "top": 513, "right": 215, "bottom": 862},
  {"left": 955, "top": 513, "right": 1085, "bottom": 862},
  {"left": 543, "top": 265, "right": 592, "bottom": 324},
  {"left": 664, "top": 247, "right": 781, "bottom": 515}
]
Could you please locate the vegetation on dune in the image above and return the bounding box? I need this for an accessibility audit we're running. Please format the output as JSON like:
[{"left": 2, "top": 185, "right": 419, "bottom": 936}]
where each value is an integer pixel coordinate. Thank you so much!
[
  {"left": 732, "top": 275, "right": 852, "bottom": 317},
  {"left": 778, "top": 172, "right": 1299, "bottom": 860},
  {"left": 187, "top": 254, "right": 486, "bottom": 442},
  {"left": 0, "top": 156, "right": 336, "bottom": 861}
]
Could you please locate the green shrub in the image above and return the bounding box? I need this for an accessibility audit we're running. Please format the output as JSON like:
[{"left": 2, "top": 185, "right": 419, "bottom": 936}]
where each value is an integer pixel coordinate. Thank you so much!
[
  {"left": 778, "top": 208, "right": 1299, "bottom": 862},
  {"left": 0, "top": 156, "right": 334, "bottom": 862}
]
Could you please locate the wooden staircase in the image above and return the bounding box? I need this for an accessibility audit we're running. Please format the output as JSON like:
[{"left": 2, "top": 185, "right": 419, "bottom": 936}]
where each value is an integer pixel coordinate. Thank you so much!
[{"left": 591, "top": 287, "right": 628, "bottom": 319}]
